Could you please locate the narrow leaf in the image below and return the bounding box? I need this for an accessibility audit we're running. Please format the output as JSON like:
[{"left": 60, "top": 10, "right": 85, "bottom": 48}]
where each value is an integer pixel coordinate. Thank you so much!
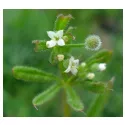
[
  {"left": 32, "top": 40, "right": 48, "bottom": 52},
  {"left": 54, "top": 14, "right": 73, "bottom": 31},
  {"left": 12, "top": 66, "right": 57, "bottom": 82},
  {"left": 83, "top": 81, "right": 112, "bottom": 93},
  {"left": 63, "top": 59, "right": 69, "bottom": 68},
  {"left": 65, "top": 26, "right": 76, "bottom": 41},
  {"left": 86, "top": 49, "right": 113, "bottom": 66},
  {"left": 49, "top": 47, "right": 58, "bottom": 64},
  {"left": 65, "top": 26, "right": 76, "bottom": 34},
  {"left": 32, "top": 84, "right": 61, "bottom": 106},
  {"left": 64, "top": 84, "right": 84, "bottom": 111},
  {"left": 87, "top": 77, "right": 114, "bottom": 117}
]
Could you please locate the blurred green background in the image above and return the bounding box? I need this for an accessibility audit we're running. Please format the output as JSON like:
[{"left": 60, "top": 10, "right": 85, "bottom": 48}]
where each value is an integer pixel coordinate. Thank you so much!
[{"left": 3, "top": 9, "right": 123, "bottom": 117}]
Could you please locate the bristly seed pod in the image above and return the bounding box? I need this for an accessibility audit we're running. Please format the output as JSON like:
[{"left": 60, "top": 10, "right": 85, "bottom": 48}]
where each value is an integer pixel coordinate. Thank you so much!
[{"left": 84, "top": 35, "right": 102, "bottom": 51}]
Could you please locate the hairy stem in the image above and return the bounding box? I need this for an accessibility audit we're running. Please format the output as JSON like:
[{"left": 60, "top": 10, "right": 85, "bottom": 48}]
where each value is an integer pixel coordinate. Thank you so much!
[
  {"left": 58, "top": 62, "right": 71, "bottom": 117},
  {"left": 62, "top": 89, "right": 70, "bottom": 117}
]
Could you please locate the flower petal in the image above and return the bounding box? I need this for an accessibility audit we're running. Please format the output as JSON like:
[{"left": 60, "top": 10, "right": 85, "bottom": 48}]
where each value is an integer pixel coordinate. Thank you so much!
[
  {"left": 47, "top": 31, "right": 56, "bottom": 39},
  {"left": 46, "top": 40, "right": 56, "bottom": 48},
  {"left": 56, "top": 30, "right": 63, "bottom": 38},
  {"left": 71, "top": 67, "right": 78, "bottom": 75},
  {"left": 57, "top": 39, "right": 65, "bottom": 46},
  {"left": 64, "top": 65, "right": 71, "bottom": 73},
  {"left": 73, "top": 59, "right": 79, "bottom": 67}
]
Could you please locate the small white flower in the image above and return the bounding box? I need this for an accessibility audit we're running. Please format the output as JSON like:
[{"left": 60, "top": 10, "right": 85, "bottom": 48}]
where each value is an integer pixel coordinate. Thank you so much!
[
  {"left": 46, "top": 30, "right": 65, "bottom": 48},
  {"left": 98, "top": 63, "right": 106, "bottom": 71},
  {"left": 87, "top": 73, "right": 95, "bottom": 80},
  {"left": 57, "top": 54, "right": 64, "bottom": 61},
  {"left": 81, "top": 62, "right": 86, "bottom": 68},
  {"left": 64, "top": 56, "right": 79, "bottom": 75}
]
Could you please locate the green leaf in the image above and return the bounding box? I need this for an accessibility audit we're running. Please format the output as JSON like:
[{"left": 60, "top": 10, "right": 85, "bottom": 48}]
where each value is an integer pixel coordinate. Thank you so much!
[
  {"left": 82, "top": 81, "right": 112, "bottom": 93},
  {"left": 54, "top": 14, "right": 73, "bottom": 31},
  {"left": 64, "top": 26, "right": 76, "bottom": 41},
  {"left": 64, "top": 84, "right": 84, "bottom": 111},
  {"left": 32, "top": 84, "right": 61, "bottom": 106},
  {"left": 12, "top": 66, "right": 57, "bottom": 82},
  {"left": 87, "top": 77, "right": 114, "bottom": 117},
  {"left": 63, "top": 59, "right": 69, "bottom": 68},
  {"left": 32, "top": 40, "right": 48, "bottom": 52},
  {"left": 65, "top": 26, "right": 76, "bottom": 34},
  {"left": 49, "top": 47, "right": 58, "bottom": 64},
  {"left": 86, "top": 49, "right": 113, "bottom": 66}
]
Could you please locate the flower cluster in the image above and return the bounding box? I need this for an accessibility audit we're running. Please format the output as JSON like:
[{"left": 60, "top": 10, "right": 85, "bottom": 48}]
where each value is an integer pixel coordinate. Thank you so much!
[{"left": 45, "top": 29, "right": 106, "bottom": 77}]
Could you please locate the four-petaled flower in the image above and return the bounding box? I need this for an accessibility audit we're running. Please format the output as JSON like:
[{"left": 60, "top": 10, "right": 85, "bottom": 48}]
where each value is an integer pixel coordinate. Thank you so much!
[
  {"left": 64, "top": 56, "right": 79, "bottom": 75},
  {"left": 46, "top": 30, "right": 65, "bottom": 48}
]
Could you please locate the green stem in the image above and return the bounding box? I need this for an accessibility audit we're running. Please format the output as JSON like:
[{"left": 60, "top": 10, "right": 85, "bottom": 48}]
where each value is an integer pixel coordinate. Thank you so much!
[
  {"left": 62, "top": 89, "right": 70, "bottom": 117},
  {"left": 58, "top": 62, "right": 71, "bottom": 117},
  {"left": 63, "top": 44, "right": 84, "bottom": 48}
]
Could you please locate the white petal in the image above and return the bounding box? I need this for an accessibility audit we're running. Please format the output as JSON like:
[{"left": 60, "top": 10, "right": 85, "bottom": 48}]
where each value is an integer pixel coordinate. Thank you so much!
[
  {"left": 46, "top": 40, "right": 56, "bottom": 48},
  {"left": 47, "top": 31, "right": 56, "bottom": 39},
  {"left": 71, "top": 67, "right": 78, "bottom": 75},
  {"left": 57, "top": 39, "right": 65, "bottom": 46},
  {"left": 73, "top": 59, "right": 79, "bottom": 67},
  {"left": 56, "top": 30, "right": 63, "bottom": 38},
  {"left": 64, "top": 65, "right": 71, "bottom": 73},
  {"left": 98, "top": 63, "right": 106, "bottom": 71},
  {"left": 70, "top": 56, "right": 74, "bottom": 62}
]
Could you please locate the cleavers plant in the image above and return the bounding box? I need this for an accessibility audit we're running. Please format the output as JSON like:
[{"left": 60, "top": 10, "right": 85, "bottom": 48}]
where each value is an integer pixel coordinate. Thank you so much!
[{"left": 12, "top": 14, "right": 114, "bottom": 116}]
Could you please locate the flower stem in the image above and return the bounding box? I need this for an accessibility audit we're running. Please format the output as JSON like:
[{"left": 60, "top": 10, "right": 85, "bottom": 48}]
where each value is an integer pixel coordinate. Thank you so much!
[
  {"left": 62, "top": 89, "right": 70, "bottom": 117},
  {"left": 64, "top": 44, "right": 84, "bottom": 48},
  {"left": 58, "top": 62, "right": 71, "bottom": 117}
]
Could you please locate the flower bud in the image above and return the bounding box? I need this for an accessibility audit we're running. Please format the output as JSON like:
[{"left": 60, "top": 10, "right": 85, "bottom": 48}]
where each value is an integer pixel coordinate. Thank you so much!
[
  {"left": 81, "top": 62, "right": 86, "bottom": 68},
  {"left": 98, "top": 63, "right": 106, "bottom": 71},
  {"left": 63, "top": 36, "right": 69, "bottom": 42},
  {"left": 57, "top": 54, "right": 64, "bottom": 61},
  {"left": 84, "top": 35, "right": 102, "bottom": 51},
  {"left": 87, "top": 73, "right": 95, "bottom": 80}
]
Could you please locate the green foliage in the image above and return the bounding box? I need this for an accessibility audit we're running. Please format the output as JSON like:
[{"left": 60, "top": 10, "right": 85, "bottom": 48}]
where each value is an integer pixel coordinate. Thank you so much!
[
  {"left": 32, "top": 40, "right": 48, "bottom": 52},
  {"left": 87, "top": 77, "right": 114, "bottom": 116},
  {"left": 49, "top": 47, "right": 58, "bottom": 64},
  {"left": 83, "top": 81, "right": 112, "bottom": 93},
  {"left": 86, "top": 49, "right": 113, "bottom": 66},
  {"left": 63, "top": 59, "right": 69, "bottom": 68},
  {"left": 32, "top": 84, "right": 61, "bottom": 106},
  {"left": 64, "top": 44, "right": 84, "bottom": 48},
  {"left": 4, "top": 10, "right": 122, "bottom": 117},
  {"left": 64, "top": 84, "right": 84, "bottom": 111},
  {"left": 12, "top": 66, "right": 57, "bottom": 82},
  {"left": 54, "top": 14, "right": 73, "bottom": 31}
]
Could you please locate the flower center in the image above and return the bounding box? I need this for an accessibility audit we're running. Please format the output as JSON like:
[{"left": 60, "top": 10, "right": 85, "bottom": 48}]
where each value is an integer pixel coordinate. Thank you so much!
[{"left": 54, "top": 36, "right": 59, "bottom": 41}]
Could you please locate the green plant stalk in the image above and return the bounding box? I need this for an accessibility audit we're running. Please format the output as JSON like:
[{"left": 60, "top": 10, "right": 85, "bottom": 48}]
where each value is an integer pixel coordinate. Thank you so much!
[
  {"left": 58, "top": 62, "right": 71, "bottom": 117},
  {"left": 64, "top": 44, "right": 84, "bottom": 48},
  {"left": 62, "top": 89, "right": 70, "bottom": 117}
]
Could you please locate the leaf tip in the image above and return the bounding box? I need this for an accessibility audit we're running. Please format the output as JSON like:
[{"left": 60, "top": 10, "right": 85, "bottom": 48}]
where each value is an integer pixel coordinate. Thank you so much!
[{"left": 33, "top": 105, "right": 38, "bottom": 110}]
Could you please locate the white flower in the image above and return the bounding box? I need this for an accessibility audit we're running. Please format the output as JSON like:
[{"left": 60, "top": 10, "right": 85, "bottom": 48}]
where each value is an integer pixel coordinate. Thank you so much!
[
  {"left": 87, "top": 73, "right": 95, "bottom": 80},
  {"left": 57, "top": 54, "right": 64, "bottom": 61},
  {"left": 64, "top": 56, "right": 79, "bottom": 75},
  {"left": 46, "top": 30, "right": 65, "bottom": 48},
  {"left": 98, "top": 63, "right": 106, "bottom": 71}
]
